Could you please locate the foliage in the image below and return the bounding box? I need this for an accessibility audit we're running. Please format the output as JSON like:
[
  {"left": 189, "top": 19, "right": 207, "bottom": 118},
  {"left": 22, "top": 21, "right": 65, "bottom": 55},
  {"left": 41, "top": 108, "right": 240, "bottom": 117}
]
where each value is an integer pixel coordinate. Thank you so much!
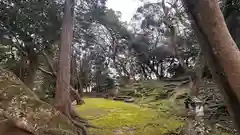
[
  {"left": 103, "top": 76, "right": 115, "bottom": 90},
  {"left": 0, "top": 0, "right": 202, "bottom": 90}
]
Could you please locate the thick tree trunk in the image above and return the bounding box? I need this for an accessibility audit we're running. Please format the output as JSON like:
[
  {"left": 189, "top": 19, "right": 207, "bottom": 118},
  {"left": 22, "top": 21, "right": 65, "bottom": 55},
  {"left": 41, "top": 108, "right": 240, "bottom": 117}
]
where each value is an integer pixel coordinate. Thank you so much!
[
  {"left": 182, "top": 0, "right": 240, "bottom": 130},
  {"left": 54, "top": 0, "right": 74, "bottom": 116},
  {"left": 53, "top": 2, "right": 89, "bottom": 134}
]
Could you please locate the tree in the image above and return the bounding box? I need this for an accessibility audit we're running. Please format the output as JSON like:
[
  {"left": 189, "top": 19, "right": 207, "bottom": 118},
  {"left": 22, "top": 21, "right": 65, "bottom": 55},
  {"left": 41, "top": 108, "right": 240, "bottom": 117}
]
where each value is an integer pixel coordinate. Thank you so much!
[
  {"left": 54, "top": 0, "right": 89, "bottom": 134},
  {"left": 54, "top": 0, "right": 74, "bottom": 116},
  {"left": 182, "top": 0, "right": 240, "bottom": 130},
  {"left": 0, "top": 0, "right": 62, "bottom": 89}
]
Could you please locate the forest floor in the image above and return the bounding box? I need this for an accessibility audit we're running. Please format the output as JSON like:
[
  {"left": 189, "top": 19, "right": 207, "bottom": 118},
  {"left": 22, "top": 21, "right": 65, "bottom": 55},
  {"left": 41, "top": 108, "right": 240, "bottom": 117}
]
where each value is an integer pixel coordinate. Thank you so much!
[
  {"left": 75, "top": 97, "right": 185, "bottom": 135},
  {"left": 75, "top": 80, "right": 232, "bottom": 135}
]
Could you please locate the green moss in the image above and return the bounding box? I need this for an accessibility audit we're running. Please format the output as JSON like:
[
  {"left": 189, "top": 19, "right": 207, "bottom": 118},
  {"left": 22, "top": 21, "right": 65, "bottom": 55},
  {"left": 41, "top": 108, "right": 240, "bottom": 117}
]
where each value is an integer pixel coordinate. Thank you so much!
[{"left": 76, "top": 98, "right": 184, "bottom": 135}]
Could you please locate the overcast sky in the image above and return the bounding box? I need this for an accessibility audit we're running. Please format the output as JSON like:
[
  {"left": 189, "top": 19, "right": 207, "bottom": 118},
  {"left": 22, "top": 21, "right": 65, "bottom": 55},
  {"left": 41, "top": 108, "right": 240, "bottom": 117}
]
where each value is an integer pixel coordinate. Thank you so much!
[{"left": 106, "top": 0, "right": 143, "bottom": 22}]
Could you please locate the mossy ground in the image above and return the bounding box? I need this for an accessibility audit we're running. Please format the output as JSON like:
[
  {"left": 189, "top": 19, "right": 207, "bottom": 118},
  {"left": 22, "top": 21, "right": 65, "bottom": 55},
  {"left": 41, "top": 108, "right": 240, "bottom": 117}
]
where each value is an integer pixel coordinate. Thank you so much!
[
  {"left": 75, "top": 80, "right": 232, "bottom": 135},
  {"left": 75, "top": 98, "right": 184, "bottom": 135}
]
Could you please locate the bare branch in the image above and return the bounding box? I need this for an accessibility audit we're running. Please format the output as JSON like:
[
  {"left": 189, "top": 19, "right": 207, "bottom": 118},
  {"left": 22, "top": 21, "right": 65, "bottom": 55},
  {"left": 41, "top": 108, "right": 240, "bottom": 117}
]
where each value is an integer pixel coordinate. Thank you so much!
[
  {"left": 42, "top": 51, "right": 57, "bottom": 74},
  {"left": 38, "top": 67, "right": 55, "bottom": 76}
]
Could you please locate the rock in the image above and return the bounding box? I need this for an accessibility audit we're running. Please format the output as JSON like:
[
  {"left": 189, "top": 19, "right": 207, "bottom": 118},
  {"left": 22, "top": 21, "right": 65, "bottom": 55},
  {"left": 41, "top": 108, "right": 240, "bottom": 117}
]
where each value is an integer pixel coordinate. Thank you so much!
[
  {"left": 124, "top": 98, "right": 134, "bottom": 103},
  {"left": 113, "top": 129, "right": 124, "bottom": 135},
  {"left": 113, "top": 96, "right": 132, "bottom": 101}
]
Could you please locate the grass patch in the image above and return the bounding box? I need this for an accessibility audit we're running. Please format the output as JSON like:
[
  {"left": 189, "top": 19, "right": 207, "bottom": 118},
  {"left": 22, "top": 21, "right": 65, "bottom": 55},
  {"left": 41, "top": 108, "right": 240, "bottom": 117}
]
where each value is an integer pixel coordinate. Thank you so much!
[{"left": 75, "top": 98, "right": 184, "bottom": 135}]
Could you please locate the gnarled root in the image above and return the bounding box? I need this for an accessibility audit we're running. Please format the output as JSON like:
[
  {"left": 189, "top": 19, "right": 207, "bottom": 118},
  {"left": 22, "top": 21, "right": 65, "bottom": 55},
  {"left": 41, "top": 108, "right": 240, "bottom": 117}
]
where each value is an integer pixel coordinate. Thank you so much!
[
  {"left": 68, "top": 108, "right": 89, "bottom": 135},
  {"left": 60, "top": 101, "right": 102, "bottom": 135}
]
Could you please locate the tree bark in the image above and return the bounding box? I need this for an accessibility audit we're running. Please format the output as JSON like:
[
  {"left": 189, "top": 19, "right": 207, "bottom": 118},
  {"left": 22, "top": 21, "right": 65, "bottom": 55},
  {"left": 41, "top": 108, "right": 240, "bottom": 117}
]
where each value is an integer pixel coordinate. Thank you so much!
[
  {"left": 54, "top": 0, "right": 74, "bottom": 116},
  {"left": 182, "top": 0, "right": 240, "bottom": 130},
  {"left": 16, "top": 55, "right": 27, "bottom": 81},
  {"left": 24, "top": 51, "right": 39, "bottom": 89},
  {"left": 53, "top": 0, "right": 90, "bottom": 134}
]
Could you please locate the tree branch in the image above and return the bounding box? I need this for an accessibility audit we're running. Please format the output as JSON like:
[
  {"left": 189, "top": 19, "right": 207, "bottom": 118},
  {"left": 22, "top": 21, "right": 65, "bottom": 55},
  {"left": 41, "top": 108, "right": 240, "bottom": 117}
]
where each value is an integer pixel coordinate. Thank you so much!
[
  {"left": 42, "top": 51, "right": 57, "bottom": 75},
  {"left": 38, "top": 67, "right": 55, "bottom": 76}
]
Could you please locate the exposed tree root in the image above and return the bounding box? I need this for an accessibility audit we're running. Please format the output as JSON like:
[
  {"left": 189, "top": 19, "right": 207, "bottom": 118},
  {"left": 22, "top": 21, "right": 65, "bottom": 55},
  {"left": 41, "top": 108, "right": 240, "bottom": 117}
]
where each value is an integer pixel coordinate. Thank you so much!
[
  {"left": 59, "top": 100, "right": 102, "bottom": 135},
  {"left": 67, "top": 107, "right": 89, "bottom": 135},
  {"left": 71, "top": 119, "right": 89, "bottom": 135}
]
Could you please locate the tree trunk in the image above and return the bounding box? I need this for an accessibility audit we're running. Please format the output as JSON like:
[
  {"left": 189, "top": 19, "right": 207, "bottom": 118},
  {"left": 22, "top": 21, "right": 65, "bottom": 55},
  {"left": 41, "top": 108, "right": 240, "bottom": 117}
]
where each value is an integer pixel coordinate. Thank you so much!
[
  {"left": 53, "top": 0, "right": 90, "bottom": 134},
  {"left": 54, "top": 0, "right": 74, "bottom": 116},
  {"left": 160, "top": 62, "right": 164, "bottom": 78},
  {"left": 70, "top": 86, "right": 84, "bottom": 105},
  {"left": 15, "top": 55, "right": 27, "bottom": 82},
  {"left": 140, "top": 64, "right": 148, "bottom": 79},
  {"left": 182, "top": 0, "right": 240, "bottom": 130},
  {"left": 15, "top": 50, "right": 39, "bottom": 90},
  {"left": 71, "top": 55, "right": 77, "bottom": 87},
  {"left": 146, "top": 62, "right": 161, "bottom": 79},
  {"left": 190, "top": 50, "right": 204, "bottom": 96},
  {"left": 24, "top": 51, "right": 39, "bottom": 89}
]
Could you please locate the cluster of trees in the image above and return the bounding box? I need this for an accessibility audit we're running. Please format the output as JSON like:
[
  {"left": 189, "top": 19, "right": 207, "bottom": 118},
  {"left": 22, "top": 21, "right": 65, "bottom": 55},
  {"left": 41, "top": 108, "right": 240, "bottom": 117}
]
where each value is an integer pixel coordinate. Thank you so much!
[
  {"left": 0, "top": 0, "right": 197, "bottom": 100},
  {"left": 1, "top": 0, "right": 240, "bottom": 134}
]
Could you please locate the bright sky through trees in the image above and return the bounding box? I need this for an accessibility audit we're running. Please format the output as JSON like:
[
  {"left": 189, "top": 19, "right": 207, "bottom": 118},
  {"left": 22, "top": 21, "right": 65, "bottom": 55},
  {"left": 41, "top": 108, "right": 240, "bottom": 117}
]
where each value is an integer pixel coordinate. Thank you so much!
[{"left": 106, "top": 0, "right": 143, "bottom": 22}]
